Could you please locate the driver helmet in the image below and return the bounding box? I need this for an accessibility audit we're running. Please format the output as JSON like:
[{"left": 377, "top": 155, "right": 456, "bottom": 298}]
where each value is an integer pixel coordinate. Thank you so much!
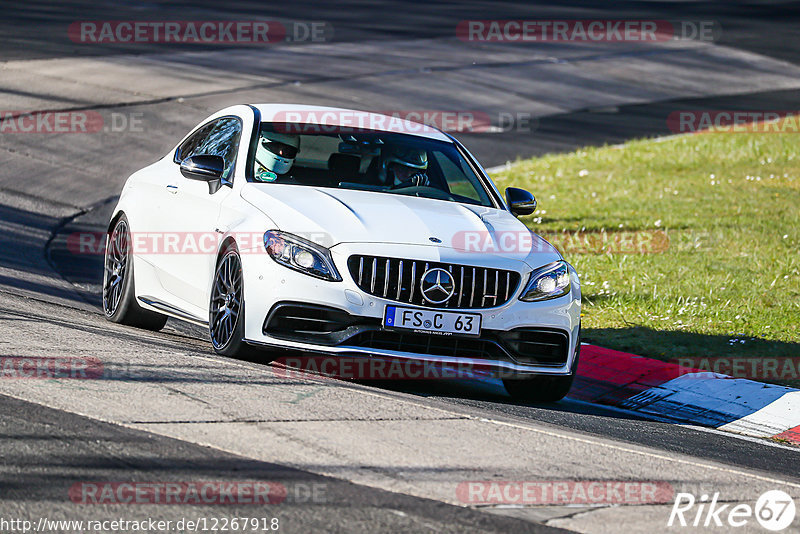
[
  {"left": 256, "top": 133, "right": 300, "bottom": 177},
  {"left": 380, "top": 146, "right": 428, "bottom": 184}
]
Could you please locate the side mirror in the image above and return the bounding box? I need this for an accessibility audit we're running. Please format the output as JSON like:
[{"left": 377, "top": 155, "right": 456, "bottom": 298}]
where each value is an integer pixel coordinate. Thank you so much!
[
  {"left": 180, "top": 155, "right": 227, "bottom": 194},
  {"left": 505, "top": 187, "right": 536, "bottom": 216},
  {"left": 180, "top": 155, "right": 225, "bottom": 180}
]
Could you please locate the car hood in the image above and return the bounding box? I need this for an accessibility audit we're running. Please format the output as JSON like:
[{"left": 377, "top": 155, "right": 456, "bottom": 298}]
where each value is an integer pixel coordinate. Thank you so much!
[{"left": 241, "top": 184, "right": 561, "bottom": 267}]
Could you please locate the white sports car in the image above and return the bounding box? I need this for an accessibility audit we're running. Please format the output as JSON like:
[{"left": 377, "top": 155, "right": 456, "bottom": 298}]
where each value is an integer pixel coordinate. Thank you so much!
[{"left": 103, "top": 104, "right": 581, "bottom": 401}]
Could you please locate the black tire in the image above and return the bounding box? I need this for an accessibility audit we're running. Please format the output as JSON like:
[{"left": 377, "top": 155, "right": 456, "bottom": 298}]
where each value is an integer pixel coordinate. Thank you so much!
[
  {"left": 503, "top": 342, "right": 580, "bottom": 403},
  {"left": 102, "top": 214, "right": 168, "bottom": 330},
  {"left": 209, "top": 245, "right": 260, "bottom": 358}
]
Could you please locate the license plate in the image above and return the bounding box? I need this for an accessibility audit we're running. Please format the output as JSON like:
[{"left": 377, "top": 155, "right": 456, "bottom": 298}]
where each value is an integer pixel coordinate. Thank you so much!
[{"left": 383, "top": 306, "right": 481, "bottom": 337}]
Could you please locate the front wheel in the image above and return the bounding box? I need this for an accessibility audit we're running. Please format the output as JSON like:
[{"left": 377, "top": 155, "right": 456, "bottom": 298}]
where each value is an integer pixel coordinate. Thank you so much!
[
  {"left": 102, "top": 214, "right": 168, "bottom": 330},
  {"left": 502, "top": 343, "right": 580, "bottom": 403},
  {"left": 209, "top": 246, "right": 258, "bottom": 358}
]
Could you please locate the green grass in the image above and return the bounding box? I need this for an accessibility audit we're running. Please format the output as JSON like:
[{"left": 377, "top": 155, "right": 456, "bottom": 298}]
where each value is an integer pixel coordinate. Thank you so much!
[{"left": 493, "top": 123, "right": 800, "bottom": 369}]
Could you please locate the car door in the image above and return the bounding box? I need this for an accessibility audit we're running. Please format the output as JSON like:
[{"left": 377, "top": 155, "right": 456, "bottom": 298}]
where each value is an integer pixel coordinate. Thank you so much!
[{"left": 155, "top": 116, "right": 243, "bottom": 316}]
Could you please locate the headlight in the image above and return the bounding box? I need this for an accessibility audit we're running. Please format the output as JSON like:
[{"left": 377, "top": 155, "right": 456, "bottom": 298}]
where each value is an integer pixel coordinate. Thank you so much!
[
  {"left": 519, "top": 261, "right": 571, "bottom": 302},
  {"left": 264, "top": 230, "right": 342, "bottom": 281}
]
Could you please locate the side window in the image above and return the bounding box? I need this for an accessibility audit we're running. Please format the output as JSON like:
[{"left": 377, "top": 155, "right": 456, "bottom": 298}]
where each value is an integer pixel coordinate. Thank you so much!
[
  {"left": 175, "top": 117, "right": 243, "bottom": 180},
  {"left": 175, "top": 122, "right": 215, "bottom": 163}
]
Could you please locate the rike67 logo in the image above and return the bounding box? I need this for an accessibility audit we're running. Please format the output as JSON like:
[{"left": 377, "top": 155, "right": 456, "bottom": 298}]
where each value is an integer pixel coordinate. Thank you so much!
[{"left": 669, "top": 490, "right": 796, "bottom": 531}]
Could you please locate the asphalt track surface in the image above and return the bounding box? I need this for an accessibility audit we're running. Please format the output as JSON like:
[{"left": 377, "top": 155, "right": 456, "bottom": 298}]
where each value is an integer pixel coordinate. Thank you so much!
[{"left": 2, "top": 1, "right": 800, "bottom": 532}]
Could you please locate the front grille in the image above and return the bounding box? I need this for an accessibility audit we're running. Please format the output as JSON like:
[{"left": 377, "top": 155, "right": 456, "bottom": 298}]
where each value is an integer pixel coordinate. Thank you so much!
[{"left": 347, "top": 255, "right": 521, "bottom": 309}]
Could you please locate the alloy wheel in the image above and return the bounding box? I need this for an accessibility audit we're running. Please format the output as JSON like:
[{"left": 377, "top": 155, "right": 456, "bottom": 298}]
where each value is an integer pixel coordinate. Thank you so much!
[
  {"left": 103, "top": 220, "right": 129, "bottom": 316},
  {"left": 210, "top": 251, "right": 243, "bottom": 349}
]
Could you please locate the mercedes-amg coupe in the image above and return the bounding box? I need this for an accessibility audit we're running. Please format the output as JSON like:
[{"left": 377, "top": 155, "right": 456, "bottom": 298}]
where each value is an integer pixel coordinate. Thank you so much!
[{"left": 103, "top": 104, "right": 581, "bottom": 401}]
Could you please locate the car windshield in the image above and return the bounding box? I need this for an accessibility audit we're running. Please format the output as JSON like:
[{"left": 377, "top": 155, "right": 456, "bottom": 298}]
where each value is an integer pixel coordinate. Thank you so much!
[{"left": 251, "top": 123, "right": 495, "bottom": 207}]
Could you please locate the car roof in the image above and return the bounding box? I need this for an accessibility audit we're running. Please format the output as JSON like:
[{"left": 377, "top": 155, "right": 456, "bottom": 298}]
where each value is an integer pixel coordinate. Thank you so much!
[{"left": 251, "top": 103, "right": 452, "bottom": 142}]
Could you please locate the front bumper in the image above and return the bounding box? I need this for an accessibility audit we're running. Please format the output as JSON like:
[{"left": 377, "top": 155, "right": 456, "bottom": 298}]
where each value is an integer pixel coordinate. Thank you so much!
[{"left": 240, "top": 242, "right": 581, "bottom": 378}]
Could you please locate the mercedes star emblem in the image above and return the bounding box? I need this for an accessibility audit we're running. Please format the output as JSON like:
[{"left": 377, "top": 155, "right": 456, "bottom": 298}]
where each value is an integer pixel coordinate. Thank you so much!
[{"left": 420, "top": 268, "right": 455, "bottom": 304}]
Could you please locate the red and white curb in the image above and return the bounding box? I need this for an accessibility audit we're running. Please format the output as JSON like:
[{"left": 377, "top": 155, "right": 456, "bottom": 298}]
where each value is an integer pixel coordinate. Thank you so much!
[{"left": 572, "top": 344, "right": 800, "bottom": 445}]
